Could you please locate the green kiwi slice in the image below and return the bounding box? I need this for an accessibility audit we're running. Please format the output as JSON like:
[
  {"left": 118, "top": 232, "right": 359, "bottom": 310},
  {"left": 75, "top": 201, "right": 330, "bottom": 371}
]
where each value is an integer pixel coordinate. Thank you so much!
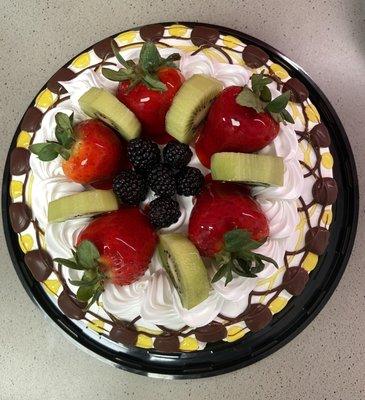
[
  {"left": 165, "top": 74, "right": 223, "bottom": 144},
  {"left": 48, "top": 189, "right": 119, "bottom": 223},
  {"left": 211, "top": 152, "right": 284, "bottom": 187},
  {"left": 158, "top": 233, "right": 211, "bottom": 310},
  {"left": 79, "top": 88, "right": 141, "bottom": 140}
]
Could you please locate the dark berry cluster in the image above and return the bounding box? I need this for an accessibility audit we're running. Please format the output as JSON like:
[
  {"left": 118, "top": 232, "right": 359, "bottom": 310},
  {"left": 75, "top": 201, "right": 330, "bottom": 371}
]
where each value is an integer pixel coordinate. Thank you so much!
[{"left": 113, "top": 137, "right": 204, "bottom": 229}]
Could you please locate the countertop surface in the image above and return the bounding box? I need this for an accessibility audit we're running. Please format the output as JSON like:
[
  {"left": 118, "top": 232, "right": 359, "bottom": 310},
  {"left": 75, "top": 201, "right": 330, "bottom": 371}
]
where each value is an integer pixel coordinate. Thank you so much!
[{"left": 0, "top": 1, "right": 364, "bottom": 399}]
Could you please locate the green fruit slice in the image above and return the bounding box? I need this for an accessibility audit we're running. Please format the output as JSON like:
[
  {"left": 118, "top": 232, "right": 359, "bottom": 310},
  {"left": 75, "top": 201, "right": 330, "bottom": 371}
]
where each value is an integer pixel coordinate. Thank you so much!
[
  {"left": 158, "top": 233, "right": 211, "bottom": 310},
  {"left": 211, "top": 152, "right": 284, "bottom": 187},
  {"left": 79, "top": 87, "right": 141, "bottom": 140},
  {"left": 48, "top": 189, "right": 119, "bottom": 223},
  {"left": 165, "top": 74, "right": 223, "bottom": 144}
]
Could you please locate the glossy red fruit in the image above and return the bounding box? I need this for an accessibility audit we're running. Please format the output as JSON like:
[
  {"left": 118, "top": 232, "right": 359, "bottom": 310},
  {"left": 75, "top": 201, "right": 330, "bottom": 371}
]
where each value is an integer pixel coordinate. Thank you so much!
[
  {"left": 188, "top": 181, "right": 269, "bottom": 257},
  {"left": 117, "top": 67, "right": 184, "bottom": 144},
  {"left": 195, "top": 86, "right": 280, "bottom": 168},
  {"left": 62, "top": 119, "right": 128, "bottom": 184},
  {"left": 78, "top": 208, "right": 157, "bottom": 285}
]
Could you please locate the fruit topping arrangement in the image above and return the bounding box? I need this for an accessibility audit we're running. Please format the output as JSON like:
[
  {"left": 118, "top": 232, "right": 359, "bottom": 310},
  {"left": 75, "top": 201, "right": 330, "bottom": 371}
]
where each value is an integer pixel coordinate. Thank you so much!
[{"left": 30, "top": 41, "right": 294, "bottom": 310}]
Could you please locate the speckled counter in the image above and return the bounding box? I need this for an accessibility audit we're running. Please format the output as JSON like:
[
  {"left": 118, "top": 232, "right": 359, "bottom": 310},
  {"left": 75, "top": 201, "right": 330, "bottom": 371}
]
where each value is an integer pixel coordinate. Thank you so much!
[{"left": 0, "top": 1, "right": 364, "bottom": 399}]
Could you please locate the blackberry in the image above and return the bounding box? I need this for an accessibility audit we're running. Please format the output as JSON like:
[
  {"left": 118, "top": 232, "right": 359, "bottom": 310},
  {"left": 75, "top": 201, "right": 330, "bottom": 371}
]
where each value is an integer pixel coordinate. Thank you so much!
[
  {"left": 148, "top": 165, "right": 176, "bottom": 197},
  {"left": 176, "top": 167, "right": 204, "bottom": 196},
  {"left": 148, "top": 197, "right": 181, "bottom": 229},
  {"left": 113, "top": 170, "right": 148, "bottom": 205},
  {"left": 163, "top": 141, "right": 193, "bottom": 169},
  {"left": 127, "top": 137, "right": 161, "bottom": 171}
]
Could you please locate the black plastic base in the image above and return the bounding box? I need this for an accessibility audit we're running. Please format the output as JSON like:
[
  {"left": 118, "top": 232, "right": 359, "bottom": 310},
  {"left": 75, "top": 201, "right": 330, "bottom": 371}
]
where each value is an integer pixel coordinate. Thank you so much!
[{"left": 1, "top": 22, "right": 358, "bottom": 379}]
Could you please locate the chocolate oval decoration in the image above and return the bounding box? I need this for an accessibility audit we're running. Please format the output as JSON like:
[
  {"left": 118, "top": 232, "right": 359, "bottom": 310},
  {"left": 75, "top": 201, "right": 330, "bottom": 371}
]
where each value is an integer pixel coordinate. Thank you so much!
[
  {"left": 154, "top": 335, "right": 180, "bottom": 352},
  {"left": 282, "top": 78, "right": 309, "bottom": 103},
  {"left": 310, "top": 123, "right": 331, "bottom": 147},
  {"left": 58, "top": 291, "right": 86, "bottom": 320},
  {"left": 93, "top": 37, "right": 116, "bottom": 59},
  {"left": 20, "top": 107, "right": 43, "bottom": 132},
  {"left": 244, "top": 304, "right": 272, "bottom": 332},
  {"left": 109, "top": 325, "right": 138, "bottom": 346},
  {"left": 9, "top": 202, "right": 32, "bottom": 233},
  {"left": 305, "top": 226, "right": 330, "bottom": 255},
  {"left": 283, "top": 267, "right": 309, "bottom": 296},
  {"left": 242, "top": 45, "right": 269, "bottom": 68},
  {"left": 312, "top": 177, "right": 338, "bottom": 205},
  {"left": 191, "top": 26, "right": 219, "bottom": 47},
  {"left": 140, "top": 24, "right": 165, "bottom": 42},
  {"left": 47, "top": 68, "right": 76, "bottom": 94},
  {"left": 194, "top": 321, "right": 227, "bottom": 342},
  {"left": 24, "top": 249, "right": 53, "bottom": 282},
  {"left": 10, "top": 147, "right": 30, "bottom": 175}
]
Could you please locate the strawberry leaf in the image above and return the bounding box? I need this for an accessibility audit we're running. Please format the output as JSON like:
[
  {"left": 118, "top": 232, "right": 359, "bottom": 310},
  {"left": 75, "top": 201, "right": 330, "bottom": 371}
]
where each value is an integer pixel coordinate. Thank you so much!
[
  {"left": 103, "top": 41, "right": 180, "bottom": 92},
  {"left": 54, "top": 257, "right": 84, "bottom": 270},
  {"left": 260, "top": 85, "right": 272, "bottom": 102},
  {"left": 236, "top": 87, "right": 264, "bottom": 113},
  {"left": 76, "top": 240, "right": 100, "bottom": 269},
  {"left": 77, "top": 285, "right": 95, "bottom": 302},
  {"left": 281, "top": 108, "right": 295, "bottom": 124},
  {"left": 211, "top": 229, "right": 278, "bottom": 286},
  {"left": 265, "top": 91, "right": 291, "bottom": 113},
  {"left": 251, "top": 71, "right": 272, "bottom": 96},
  {"left": 142, "top": 74, "right": 167, "bottom": 91},
  {"left": 101, "top": 67, "right": 134, "bottom": 82}
]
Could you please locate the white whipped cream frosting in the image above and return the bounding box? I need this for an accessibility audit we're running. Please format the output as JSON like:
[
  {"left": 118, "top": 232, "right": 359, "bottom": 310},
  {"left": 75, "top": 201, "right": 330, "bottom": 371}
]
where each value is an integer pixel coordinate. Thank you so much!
[{"left": 29, "top": 51, "right": 303, "bottom": 330}]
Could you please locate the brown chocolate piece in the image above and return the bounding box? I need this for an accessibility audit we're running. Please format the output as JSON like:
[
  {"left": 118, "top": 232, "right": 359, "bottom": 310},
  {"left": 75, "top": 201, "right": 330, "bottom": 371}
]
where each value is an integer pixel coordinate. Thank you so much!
[
  {"left": 47, "top": 68, "right": 76, "bottom": 94},
  {"left": 9, "top": 202, "right": 32, "bottom": 233},
  {"left": 305, "top": 227, "right": 330, "bottom": 255},
  {"left": 244, "top": 304, "right": 272, "bottom": 332},
  {"left": 283, "top": 267, "right": 309, "bottom": 296},
  {"left": 20, "top": 107, "right": 43, "bottom": 132},
  {"left": 282, "top": 78, "right": 309, "bottom": 102},
  {"left": 93, "top": 37, "right": 116, "bottom": 59},
  {"left": 194, "top": 321, "right": 227, "bottom": 342},
  {"left": 10, "top": 147, "right": 30, "bottom": 175},
  {"left": 24, "top": 249, "right": 53, "bottom": 282},
  {"left": 140, "top": 24, "right": 165, "bottom": 42},
  {"left": 58, "top": 291, "right": 86, "bottom": 320},
  {"left": 242, "top": 45, "right": 269, "bottom": 68},
  {"left": 109, "top": 325, "right": 138, "bottom": 346},
  {"left": 312, "top": 178, "right": 338, "bottom": 205},
  {"left": 154, "top": 335, "right": 180, "bottom": 352},
  {"left": 310, "top": 123, "right": 331, "bottom": 147},
  {"left": 191, "top": 26, "right": 219, "bottom": 47}
]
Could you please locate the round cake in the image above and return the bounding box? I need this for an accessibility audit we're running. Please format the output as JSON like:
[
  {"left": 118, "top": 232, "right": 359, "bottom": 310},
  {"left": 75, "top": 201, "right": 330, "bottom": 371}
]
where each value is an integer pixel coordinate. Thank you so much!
[{"left": 8, "top": 23, "right": 338, "bottom": 353}]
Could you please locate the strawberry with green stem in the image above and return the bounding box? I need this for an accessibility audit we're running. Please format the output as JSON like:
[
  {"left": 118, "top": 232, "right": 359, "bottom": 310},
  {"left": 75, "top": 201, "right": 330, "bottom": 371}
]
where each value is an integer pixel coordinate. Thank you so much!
[
  {"left": 30, "top": 113, "right": 128, "bottom": 184},
  {"left": 195, "top": 71, "right": 294, "bottom": 168},
  {"left": 102, "top": 41, "right": 184, "bottom": 143},
  {"left": 55, "top": 208, "right": 157, "bottom": 308}
]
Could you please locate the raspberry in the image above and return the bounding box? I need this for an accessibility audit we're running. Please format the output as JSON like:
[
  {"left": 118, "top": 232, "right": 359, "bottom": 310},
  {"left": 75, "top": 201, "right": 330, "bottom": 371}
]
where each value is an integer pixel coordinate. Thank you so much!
[
  {"left": 127, "top": 137, "right": 161, "bottom": 171},
  {"left": 163, "top": 141, "right": 193, "bottom": 169},
  {"left": 176, "top": 167, "right": 204, "bottom": 196},
  {"left": 148, "top": 197, "right": 181, "bottom": 229},
  {"left": 113, "top": 170, "right": 148, "bottom": 205},
  {"left": 148, "top": 165, "right": 176, "bottom": 197}
]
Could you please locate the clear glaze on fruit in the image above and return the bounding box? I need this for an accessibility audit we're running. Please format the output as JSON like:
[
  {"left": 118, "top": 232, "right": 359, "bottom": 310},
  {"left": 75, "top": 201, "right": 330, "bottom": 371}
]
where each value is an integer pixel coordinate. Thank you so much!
[
  {"left": 77, "top": 208, "right": 157, "bottom": 285},
  {"left": 62, "top": 119, "right": 128, "bottom": 184},
  {"left": 189, "top": 181, "right": 269, "bottom": 257},
  {"left": 195, "top": 86, "right": 279, "bottom": 168}
]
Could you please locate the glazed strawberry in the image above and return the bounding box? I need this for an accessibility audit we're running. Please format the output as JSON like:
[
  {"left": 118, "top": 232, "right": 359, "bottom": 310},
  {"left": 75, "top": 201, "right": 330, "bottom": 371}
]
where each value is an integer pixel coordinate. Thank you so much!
[
  {"left": 102, "top": 42, "right": 184, "bottom": 144},
  {"left": 195, "top": 73, "right": 294, "bottom": 168},
  {"left": 189, "top": 181, "right": 269, "bottom": 257},
  {"left": 30, "top": 113, "right": 128, "bottom": 184},
  {"left": 188, "top": 181, "right": 277, "bottom": 285},
  {"left": 55, "top": 208, "right": 157, "bottom": 305}
]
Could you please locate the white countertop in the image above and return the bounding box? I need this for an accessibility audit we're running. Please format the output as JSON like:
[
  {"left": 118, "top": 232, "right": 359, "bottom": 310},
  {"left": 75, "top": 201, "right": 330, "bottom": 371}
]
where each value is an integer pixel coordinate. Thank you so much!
[{"left": 0, "top": 1, "right": 364, "bottom": 399}]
